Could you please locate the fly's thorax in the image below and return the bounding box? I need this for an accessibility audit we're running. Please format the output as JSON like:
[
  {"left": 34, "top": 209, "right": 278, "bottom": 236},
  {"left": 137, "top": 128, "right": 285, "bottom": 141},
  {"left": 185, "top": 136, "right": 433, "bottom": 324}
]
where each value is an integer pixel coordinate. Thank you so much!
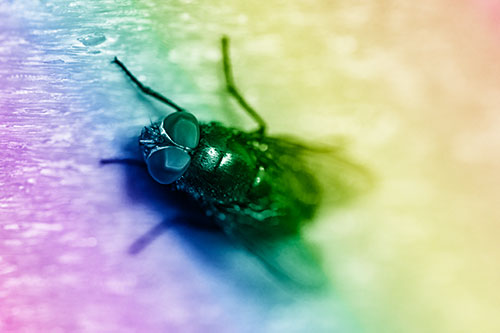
[{"left": 177, "top": 122, "right": 261, "bottom": 202}]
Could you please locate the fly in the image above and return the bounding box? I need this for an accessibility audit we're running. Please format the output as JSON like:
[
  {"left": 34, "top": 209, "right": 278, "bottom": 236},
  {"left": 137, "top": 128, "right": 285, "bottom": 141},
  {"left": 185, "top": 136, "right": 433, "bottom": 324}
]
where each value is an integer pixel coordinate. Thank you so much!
[{"left": 103, "top": 36, "right": 370, "bottom": 289}]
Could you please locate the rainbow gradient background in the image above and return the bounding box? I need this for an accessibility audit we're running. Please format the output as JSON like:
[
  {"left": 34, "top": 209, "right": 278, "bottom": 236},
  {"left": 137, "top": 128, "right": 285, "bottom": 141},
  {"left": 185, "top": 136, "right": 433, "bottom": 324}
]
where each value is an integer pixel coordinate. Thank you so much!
[{"left": 2, "top": 0, "right": 500, "bottom": 332}]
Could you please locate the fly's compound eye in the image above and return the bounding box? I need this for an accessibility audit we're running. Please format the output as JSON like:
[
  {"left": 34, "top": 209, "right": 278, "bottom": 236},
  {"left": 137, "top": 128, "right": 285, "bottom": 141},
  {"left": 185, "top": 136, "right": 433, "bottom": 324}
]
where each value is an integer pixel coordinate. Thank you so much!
[
  {"left": 162, "top": 112, "right": 200, "bottom": 149},
  {"left": 146, "top": 146, "right": 191, "bottom": 184}
]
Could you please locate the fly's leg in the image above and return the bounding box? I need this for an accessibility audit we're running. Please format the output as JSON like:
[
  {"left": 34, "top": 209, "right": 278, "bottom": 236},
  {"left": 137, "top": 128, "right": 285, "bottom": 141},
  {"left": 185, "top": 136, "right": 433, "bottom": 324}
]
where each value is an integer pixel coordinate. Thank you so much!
[
  {"left": 113, "top": 57, "right": 185, "bottom": 112},
  {"left": 221, "top": 36, "right": 267, "bottom": 135},
  {"left": 100, "top": 158, "right": 146, "bottom": 168},
  {"left": 128, "top": 220, "right": 168, "bottom": 254},
  {"left": 128, "top": 215, "right": 218, "bottom": 255}
]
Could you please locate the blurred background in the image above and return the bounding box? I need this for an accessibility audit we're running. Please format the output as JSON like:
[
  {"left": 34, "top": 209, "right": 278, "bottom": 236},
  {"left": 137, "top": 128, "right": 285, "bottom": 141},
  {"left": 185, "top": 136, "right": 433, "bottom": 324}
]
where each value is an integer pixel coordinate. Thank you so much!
[{"left": 1, "top": 0, "right": 500, "bottom": 332}]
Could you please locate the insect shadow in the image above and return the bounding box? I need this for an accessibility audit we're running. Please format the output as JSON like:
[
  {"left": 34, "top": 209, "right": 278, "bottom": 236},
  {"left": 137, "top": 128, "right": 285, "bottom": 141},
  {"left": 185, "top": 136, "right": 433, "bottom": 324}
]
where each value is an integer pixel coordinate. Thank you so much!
[
  {"left": 105, "top": 137, "right": 219, "bottom": 242},
  {"left": 104, "top": 137, "right": 297, "bottom": 297}
]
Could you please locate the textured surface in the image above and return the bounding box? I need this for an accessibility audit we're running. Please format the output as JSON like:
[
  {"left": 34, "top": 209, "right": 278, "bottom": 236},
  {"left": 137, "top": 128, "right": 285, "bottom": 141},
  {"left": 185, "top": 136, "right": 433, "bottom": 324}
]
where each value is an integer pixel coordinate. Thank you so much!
[
  {"left": 0, "top": 1, "right": 354, "bottom": 332},
  {"left": 2, "top": 0, "right": 500, "bottom": 332}
]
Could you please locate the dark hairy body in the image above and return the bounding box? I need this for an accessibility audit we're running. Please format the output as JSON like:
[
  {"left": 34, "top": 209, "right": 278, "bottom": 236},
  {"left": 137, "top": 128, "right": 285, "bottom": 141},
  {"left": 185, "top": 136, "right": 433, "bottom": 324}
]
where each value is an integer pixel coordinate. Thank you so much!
[{"left": 139, "top": 120, "right": 321, "bottom": 236}]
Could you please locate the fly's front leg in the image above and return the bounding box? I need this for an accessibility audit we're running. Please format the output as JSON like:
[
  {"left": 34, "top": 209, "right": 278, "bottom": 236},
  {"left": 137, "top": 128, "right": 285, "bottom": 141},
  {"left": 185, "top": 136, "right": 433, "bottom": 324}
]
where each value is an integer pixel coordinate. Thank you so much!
[
  {"left": 113, "top": 57, "right": 186, "bottom": 113},
  {"left": 221, "top": 36, "right": 267, "bottom": 135},
  {"left": 100, "top": 158, "right": 146, "bottom": 167}
]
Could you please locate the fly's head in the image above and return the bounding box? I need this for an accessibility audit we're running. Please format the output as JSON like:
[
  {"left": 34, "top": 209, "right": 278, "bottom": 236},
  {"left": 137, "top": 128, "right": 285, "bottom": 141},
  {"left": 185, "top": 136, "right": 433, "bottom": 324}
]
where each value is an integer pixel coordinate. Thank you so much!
[{"left": 139, "top": 112, "right": 200, "bottom": 184}]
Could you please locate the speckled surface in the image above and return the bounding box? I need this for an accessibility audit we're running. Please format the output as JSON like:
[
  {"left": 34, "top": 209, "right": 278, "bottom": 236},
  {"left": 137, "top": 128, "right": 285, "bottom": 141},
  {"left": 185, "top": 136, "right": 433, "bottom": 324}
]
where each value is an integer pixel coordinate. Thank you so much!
[{"left": 3, "top": 0, "right": 500, "bottom": 332}]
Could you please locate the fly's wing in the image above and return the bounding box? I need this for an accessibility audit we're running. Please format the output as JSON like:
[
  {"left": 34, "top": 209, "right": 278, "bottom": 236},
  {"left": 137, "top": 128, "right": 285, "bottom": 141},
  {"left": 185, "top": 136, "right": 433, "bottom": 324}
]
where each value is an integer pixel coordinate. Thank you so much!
[
  {"left": 261, "top": 134, "right": 374, "bottom": 206},
  {"left": 224, "top": 224, "right": 328, "bottom": 290}
]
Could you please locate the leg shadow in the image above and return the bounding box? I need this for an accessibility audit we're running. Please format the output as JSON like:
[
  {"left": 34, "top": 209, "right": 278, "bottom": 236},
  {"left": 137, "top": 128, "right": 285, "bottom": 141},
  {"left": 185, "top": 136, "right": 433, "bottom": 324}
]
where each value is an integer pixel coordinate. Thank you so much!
[{"left": 99, "top": 136, "right": 298, "bottom": 300}]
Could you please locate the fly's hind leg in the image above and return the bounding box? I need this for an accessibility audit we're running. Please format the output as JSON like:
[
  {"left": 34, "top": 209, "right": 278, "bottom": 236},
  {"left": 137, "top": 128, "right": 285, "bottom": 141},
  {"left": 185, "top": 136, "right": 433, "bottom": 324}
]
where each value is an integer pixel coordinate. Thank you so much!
[
  {"left": 128, "top": 214, "right": 218, "bottom": 255},
  {"left": 221, "top": 36, "right": 267, "bottom": 135},
  {"left": 113, "top": 57, "right": 185, "bottom": 112}
]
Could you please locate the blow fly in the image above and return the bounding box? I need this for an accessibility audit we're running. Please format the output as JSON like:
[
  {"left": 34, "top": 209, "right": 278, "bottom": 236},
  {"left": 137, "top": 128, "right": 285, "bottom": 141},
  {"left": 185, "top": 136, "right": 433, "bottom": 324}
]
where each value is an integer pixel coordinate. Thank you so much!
[{"left": 104, "top": 37, "right": 370, "bottom": 289}]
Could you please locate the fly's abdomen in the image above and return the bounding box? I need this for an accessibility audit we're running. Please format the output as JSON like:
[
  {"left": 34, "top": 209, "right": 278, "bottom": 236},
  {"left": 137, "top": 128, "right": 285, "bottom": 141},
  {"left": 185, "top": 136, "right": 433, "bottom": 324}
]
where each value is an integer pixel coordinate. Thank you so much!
[{"left": 246, "top": 158, "right": 321, "bottom": 232}]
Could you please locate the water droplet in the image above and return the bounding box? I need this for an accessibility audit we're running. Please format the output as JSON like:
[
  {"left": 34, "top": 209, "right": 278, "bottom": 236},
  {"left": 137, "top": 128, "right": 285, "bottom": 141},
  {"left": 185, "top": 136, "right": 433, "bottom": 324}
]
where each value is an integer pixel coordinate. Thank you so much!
[
  {"left": 252, "top": 166, "right": 265, "bottom": 187},
  {"left": 78, "top": 33, "right": 106, "bottom": 47}
]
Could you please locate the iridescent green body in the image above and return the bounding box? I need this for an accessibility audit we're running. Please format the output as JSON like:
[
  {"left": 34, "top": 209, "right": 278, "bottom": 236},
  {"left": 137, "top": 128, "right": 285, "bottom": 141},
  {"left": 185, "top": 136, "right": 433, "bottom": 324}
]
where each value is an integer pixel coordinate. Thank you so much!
[{"left": 140, "top": 121, "right": 321, "bottom": 236}]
